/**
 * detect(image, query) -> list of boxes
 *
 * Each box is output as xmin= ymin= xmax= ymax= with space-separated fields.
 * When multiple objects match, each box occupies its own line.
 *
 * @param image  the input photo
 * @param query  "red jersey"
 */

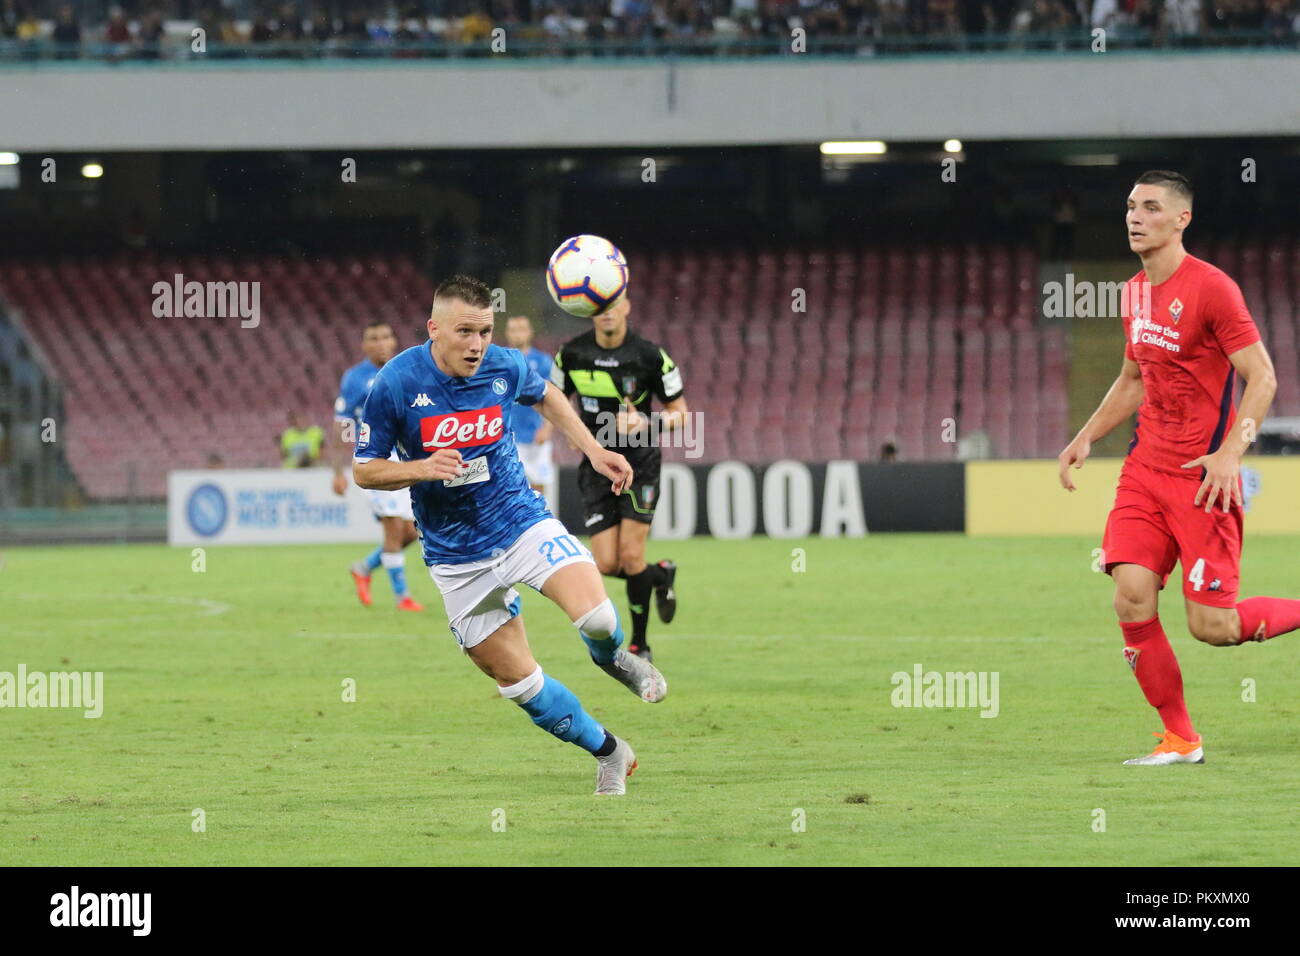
xmin=1121 ymin=254 xmax=1260 ymax=477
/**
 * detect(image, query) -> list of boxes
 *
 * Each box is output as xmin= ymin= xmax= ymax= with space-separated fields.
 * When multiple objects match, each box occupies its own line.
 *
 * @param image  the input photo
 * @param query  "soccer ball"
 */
xmin=545 ymin=234 xmax=629 ymax=317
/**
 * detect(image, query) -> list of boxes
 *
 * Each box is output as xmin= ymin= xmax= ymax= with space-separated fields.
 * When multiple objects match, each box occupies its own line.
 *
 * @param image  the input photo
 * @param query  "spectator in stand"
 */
xmin=136 ymin=9 xmax=164 ymax=59
xmin=310 ymin=9 xmax=335 ymax=43
xmin=1091 ymin=0 xmax=1126 ymax=31
xmin=52 ymin=3 xmax=81 ymax=59
xmin=731 ymin=0 xmax=760 ymax=29
xmin=460 ymin=3 xmax=495 ymax=43
xmin=277 ymin=4 xmax=306 ymax=41
xmin=759 ymin=0 xmax=793 ymax=40
xmin=394 ymin=11 xmax=426 ymax=46
xmin=368 ymin=12 xmax=395 ymax=44
xmin=15 ymin=2 xmax=41 ymax=50
xmin=926 ymin=0 xmax=964 ymax=42
xmin=0 ymin=2 xmax=15 ymax=42
xmin=620 ymin=0 xmax=654 ymax=38
xmin=1261 ymin=0 xmax=1292 ymax=39
xmin=340 ymin=9 xmax=369 ymax=47
xmin=795 ymin=0 xmax=821 ymax=33
xmin=280 ymin=413 xmax=324 ymax=468
xmin=841 ymin=0 xmax=871 ymax=33
xmin=542 ymin=4 xmax=571 ymax=39
xmin=877 ymin=0 xmax=908 ymax=34
xmin=103 ymin=6 xmax=132 ymax=60
xmin=1165 ymin=0 xmax=1206 ymax=43
xmin=585 ymin=2 xmax=610 ymax=43
xmin=250 ymin=14 xmax=275 ymax=44
xmin=1129 ymin=0 xmax=1159 ymax=43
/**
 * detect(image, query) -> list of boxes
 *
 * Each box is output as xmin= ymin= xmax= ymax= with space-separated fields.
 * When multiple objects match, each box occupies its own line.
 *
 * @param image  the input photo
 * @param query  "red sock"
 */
xmin=1236 ymin=597 xmax=1300 ymax=643
xmin=1121 ymin=616 xmax=1197 ymax=741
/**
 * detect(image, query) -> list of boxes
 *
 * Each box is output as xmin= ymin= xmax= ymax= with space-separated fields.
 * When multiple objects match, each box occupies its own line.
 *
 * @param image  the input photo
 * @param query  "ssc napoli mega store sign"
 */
xmin=168 ymin=469 xmax=383 ymax=545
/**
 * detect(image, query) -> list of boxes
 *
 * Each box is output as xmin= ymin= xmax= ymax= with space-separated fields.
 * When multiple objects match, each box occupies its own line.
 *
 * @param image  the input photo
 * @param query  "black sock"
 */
xmin=594 ymin=731 xmax=618 ymax=758
xmin=626 ymin=567 xmax=655 ymax=646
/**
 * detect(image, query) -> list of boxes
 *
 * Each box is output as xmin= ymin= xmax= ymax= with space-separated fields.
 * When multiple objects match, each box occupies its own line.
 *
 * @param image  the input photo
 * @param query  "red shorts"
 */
xmin=1102 ymin=458 xmax=1242 ymax=608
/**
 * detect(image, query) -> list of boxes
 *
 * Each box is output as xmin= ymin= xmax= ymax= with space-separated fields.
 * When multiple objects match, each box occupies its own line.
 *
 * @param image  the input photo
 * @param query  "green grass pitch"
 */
xmin=3 ymin=534 xmax=1299 ymax=866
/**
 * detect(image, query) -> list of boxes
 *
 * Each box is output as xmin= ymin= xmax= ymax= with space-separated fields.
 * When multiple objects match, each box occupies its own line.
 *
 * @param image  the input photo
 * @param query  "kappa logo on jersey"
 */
xmin=421 ymin=405 xmax=506 ymax=450
xmin=1168 ymin=297 xmax=1184 ymax=323
xmin=410 ymin=393 xmax=435 ymax=408
xmin=1123 ymin=646 xmax=1140 ymax=672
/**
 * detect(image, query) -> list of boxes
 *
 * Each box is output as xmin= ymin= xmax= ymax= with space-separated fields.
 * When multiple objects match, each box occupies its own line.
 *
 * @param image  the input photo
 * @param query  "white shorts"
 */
xmin=516 ymin=440 xmax=554 ymax=486
xmin=368 ymin=487 xmax=414 ymax=521
xmin=430 ymin=517 xmax=594 ymax=650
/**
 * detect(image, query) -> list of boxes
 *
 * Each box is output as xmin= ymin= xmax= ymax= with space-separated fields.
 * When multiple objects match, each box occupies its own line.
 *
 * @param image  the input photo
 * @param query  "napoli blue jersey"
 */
xmin=334 ymin=358 xmax=381 ymax=431
xmin=512 ymin=347 xmax=553 ymax=444
xmin=354 ymin=342 xmax=552 ymax=565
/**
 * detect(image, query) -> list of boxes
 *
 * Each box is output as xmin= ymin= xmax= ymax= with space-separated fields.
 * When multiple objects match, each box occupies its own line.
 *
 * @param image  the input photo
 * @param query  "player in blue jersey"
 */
xmin=503 ymin=315 xmax=554 ymax=496
xmin=329 ymin=320 xmax=424 ymax=612
xmin=353 ymin=275 xmax=667 ymax=795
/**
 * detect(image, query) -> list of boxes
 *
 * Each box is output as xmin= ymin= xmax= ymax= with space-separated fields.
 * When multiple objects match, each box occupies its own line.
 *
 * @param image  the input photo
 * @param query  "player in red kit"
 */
xmin=1058 ymin=170 xmax=1300 ymax=765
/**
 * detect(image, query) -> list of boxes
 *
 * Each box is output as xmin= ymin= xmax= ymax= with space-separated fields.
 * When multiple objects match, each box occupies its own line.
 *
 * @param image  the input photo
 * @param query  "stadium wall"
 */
xmin=6 ymin=53 xmax=1300 ymax=151
xmin=556 ymin=460 xmax=966 ymax=538
xmin=144 ymin=457 xmax=1300 ymax=546
xmin=965 ymin=459 xmax=1300 ymax=536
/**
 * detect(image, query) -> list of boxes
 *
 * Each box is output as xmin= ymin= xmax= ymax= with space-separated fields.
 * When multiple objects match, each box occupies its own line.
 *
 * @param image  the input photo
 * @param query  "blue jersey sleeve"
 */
xmin=515 ymin=349 xmax=548 ymax=407
xmin=354 ymin=368 xmax=400 ymax=462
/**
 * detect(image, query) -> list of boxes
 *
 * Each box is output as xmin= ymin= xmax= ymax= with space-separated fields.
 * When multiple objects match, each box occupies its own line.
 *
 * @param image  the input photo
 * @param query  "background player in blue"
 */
xmin=504 ymin=315 xmax=555 ymax=497
xmin=328 ymin=320 xmax=424 ymax=612
xmin=353 ymin=275 xmax=668 ymax=795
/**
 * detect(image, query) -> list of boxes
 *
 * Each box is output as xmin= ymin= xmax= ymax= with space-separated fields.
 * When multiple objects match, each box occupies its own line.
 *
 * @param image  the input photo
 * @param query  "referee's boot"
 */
xmin=653 ymin=559 xmax=677 ymax=624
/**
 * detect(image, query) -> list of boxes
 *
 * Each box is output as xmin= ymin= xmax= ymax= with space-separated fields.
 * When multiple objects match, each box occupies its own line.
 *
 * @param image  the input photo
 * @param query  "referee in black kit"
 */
xmin=552 ymin=293 xmax=690 ymax=661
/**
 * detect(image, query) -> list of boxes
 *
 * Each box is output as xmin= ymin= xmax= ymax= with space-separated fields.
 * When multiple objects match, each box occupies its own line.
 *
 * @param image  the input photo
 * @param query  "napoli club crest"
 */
xmin=492 ymin=377 xmax=508 ymax=395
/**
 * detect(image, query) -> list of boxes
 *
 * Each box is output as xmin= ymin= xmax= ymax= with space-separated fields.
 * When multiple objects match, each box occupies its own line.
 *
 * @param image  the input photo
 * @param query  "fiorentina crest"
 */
xmin=1123 ymin=646 xmax=1140 ymax=672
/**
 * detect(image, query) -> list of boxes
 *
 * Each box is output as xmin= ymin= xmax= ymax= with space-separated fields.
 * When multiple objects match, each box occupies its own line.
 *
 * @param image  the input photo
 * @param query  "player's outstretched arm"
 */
xmin=535 ymin=382 xmax=633 ymax=494
xmin=354 ymin=449 xmax=465 ymax=490
xmin=1058 ymin=357 xmax=1144 ymax=491
xmin=327 ymin=419 xmax=353 ymax=496
xmin=1181 ymin=342 xmax=1277 ymax=513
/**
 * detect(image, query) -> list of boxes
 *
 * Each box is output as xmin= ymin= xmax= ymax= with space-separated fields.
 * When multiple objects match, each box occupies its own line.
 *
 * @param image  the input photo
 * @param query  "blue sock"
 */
xmin=501 ymin=668 xmax=606 ymax=754
xmin=575 ymin=599 xmax=623 ymax=666
xmin=363 ymin=546 xmax=383 ymax=572
xmin=381 ymin=551 xmax=408 ymax=597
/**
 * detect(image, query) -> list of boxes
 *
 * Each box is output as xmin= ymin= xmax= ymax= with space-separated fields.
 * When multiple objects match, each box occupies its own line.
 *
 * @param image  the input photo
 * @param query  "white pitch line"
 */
xmin=8 ymin=593 xmax=234 ymax=626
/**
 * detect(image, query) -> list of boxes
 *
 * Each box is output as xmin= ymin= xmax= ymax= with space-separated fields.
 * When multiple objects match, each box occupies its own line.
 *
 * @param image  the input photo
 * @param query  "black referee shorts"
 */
xmin=577 ymin=452 xmax=661 ymax=536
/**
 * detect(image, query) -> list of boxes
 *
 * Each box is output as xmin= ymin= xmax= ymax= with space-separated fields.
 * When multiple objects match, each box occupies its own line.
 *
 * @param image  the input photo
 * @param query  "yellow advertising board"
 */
xmin=966 ymin=458 xmax=1300 ymax=536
